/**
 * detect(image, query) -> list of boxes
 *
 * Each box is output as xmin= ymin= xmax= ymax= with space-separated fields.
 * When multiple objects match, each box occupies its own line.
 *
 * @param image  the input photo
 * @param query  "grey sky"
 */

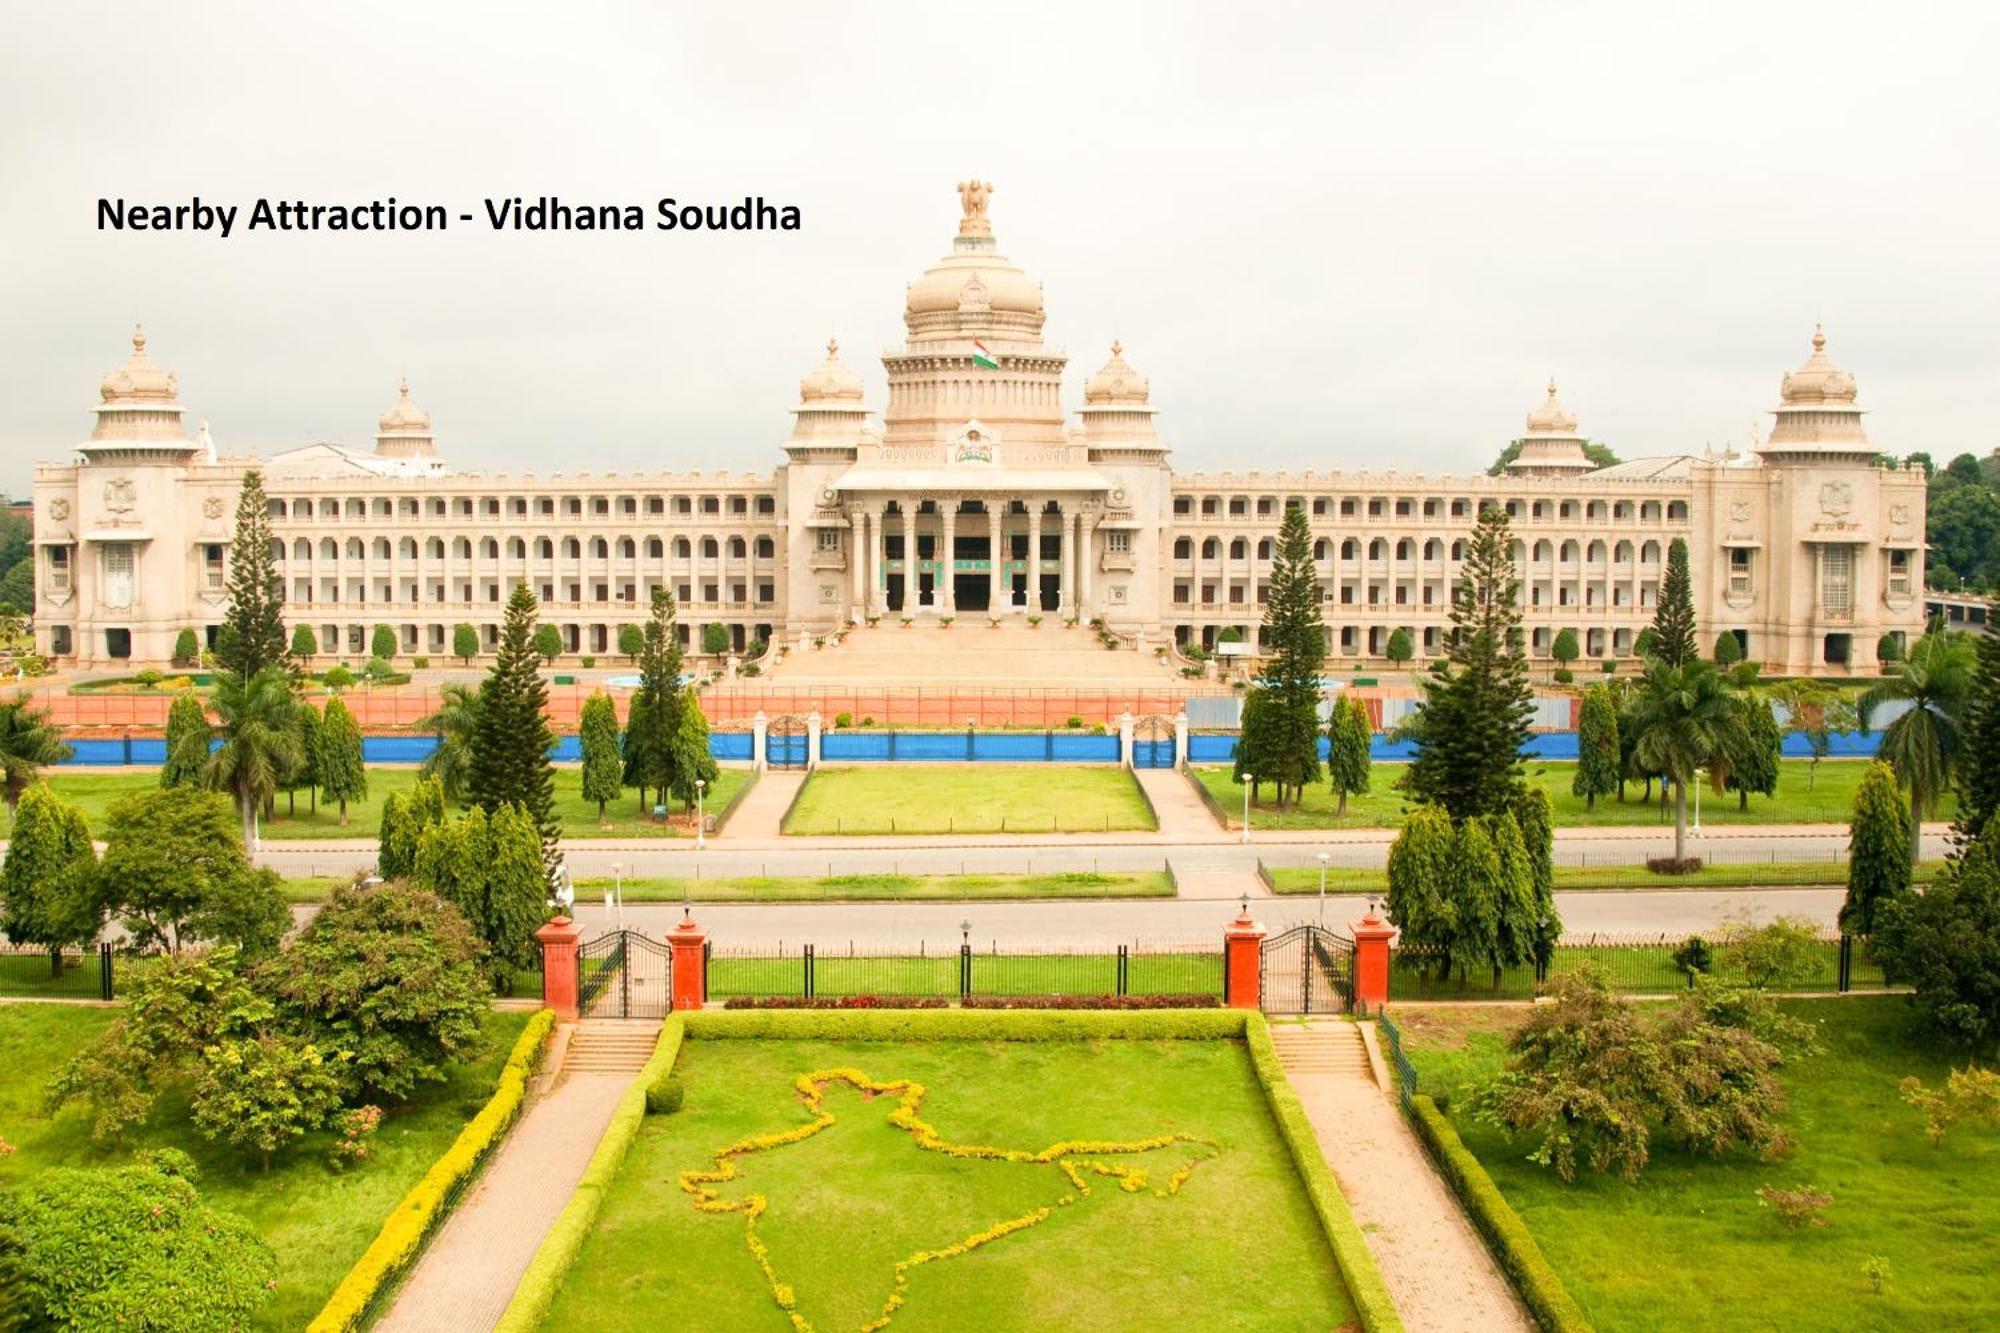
xmin=4 ymin=1 xmax=1995 ymax=496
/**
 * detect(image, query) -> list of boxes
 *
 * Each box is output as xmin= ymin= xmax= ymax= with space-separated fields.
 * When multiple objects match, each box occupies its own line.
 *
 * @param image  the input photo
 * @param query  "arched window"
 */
xmin=320 ymin=538 xmax=338 ymax=561
xmin=1450 ymin=540 xmax=1468 ymax=561
xmin=1228 ymin=538 xmax=1247 ymax=560
xmin=618 ymin=537 xmax=636 ymax=558
xmin=1200 ymin=537 xmax=1219 ymax=559
xmin=674 ymin=537 xmax=692 ymax=558
xmin=1641 ymin=540 xmax=1661 ymax=564
xmin=425 ymin=538 xmax=445 ymax=559
xmin=1341 ymin=538 xmax=1359 ymax=559
xmin=480 ymin=538 xmax=498 ymax=558
xmin=1614 ymin=540 xmax=1634 ymax=564
xmin=563 ymin=537 xmax=581 ymax=558
xmin=1667 ymin=500 xmax=1689 ymax=521
xmin=1311 ymin=538 xmax=1326 ymax=560
xmin=345 ymin=537 xmax=364 ymax=560
xmin=1533 ymin=539 xmax=1555 ymax=562
xmin=1394 ymin=538 xmax=1414 ymax=560
xmin=1255 ymin=538 xmax=1272 ymax=560
xmin=1586 ymin=540 xmax=1607 ymax=562
xmin=701 ymin=537 xmax=719 ymax=558
xmin=1641 ymin=501 xmax=1662 ymax=522
xmin=536 ymin=537 xmax=555 ymax=559
xmin=1559 ymin=540 xmax=1580 ymax=562
xmin=454 ymin=537 xmax=472 ymax=558
xmin=293 ymin=538 xmax=311 ymax=560
xmin=506 ymin=537 xmax=524 ymax=558
xmin=1422 ymin=538 xmax=1442 ymax=560
xmin=267 ymin=538 xmax=285 ymax=561
xmin=295 ymin=499 xmax=315 ymax=518
xmin=755 ymin=536 xmax=774 ymax=558
xmin=1367 ymin=538 xmax=1387 ymax=560
xmin=398 ymin=537 xmax=417 ymax=559
xmin=728 ymin=537 xmax=747 ymax=558
xmin=647 ymin=537 xmax=664 ymax=558
xmin=591 ymin=537 xmax=608 ymax=558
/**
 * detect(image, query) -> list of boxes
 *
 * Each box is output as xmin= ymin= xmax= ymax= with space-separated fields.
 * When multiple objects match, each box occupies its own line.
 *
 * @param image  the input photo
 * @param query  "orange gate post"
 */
xmin=1223 ymin=900 xmax=1266 ymax=1009
xmin=667 ymin=911 xmax=708 ymax=1010
xmin=535 ymin=916 xmax=584 ymax=1020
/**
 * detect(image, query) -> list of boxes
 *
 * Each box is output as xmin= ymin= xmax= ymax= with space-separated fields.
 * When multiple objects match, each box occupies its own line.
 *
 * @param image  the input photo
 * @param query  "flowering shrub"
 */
xmin=720 ymin=995 xmax=952 ymax=1010
xmin=678 ymin=1066 xmax=1215 ymax=1331
xmin=328 ymin=1105 xmax=383 ymax=1171
xmin=1757 ymin=1184 xmax=1832 ymax=1230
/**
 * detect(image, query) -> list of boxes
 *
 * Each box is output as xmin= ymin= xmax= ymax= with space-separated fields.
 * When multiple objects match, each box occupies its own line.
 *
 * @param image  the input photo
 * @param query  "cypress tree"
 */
xmin=377 ymin=792 xmax=414 ymax=880
xmin=579 ymin=691 xmax=623 ymax=828
xmin=1648 ymin=537 xmax=1698 ymax=668
xmin=1956 ymin=631 xmax=2000 ymax=842
xmin=290 ymin=622 xmax=318 ymax=661
xmin=1844 ymin=760 xmax=1912 ymax=936
xmin=1571 ymin=685 xmax=1620 ymax=810
xmin=160 ymin=693 xmax=211 ymax=789
xmin=216 ymin=470 xmax=288 ymax=679
xmin=1405 ymin=504 xmax=1534 ymax=820
xmin=1512 ymin=787 xmax=1561 ymax=969
xmin=669 ymin=687 xmax=721 ymax=816
xmin=290 ymin=699 xmax=322 ymax=814
xmin=1232 ymin=687 xmax=1275 ymax=807
xmin=317 ymin=695 xmax=367 ymax=825
xmin=1452 ymin=818 xmax=1504 ymax=985
xmin=1487 ymin=810 xmax=1539 ymax=979
xmin=1252 ymin=505 xmax=1326 ymax=806
xmin=484 ymin=804 xmax=549 ymax=969
xmin=1326 ymin=695 xmax=1372 ymax=815
xmin=1713 ymin=630 xmax=1743 ymax=666
xmin=467 ymin=584 xmax=557 ymax=857
xmin=1724 ymin=695 xmax=1782 ymax=811
xmin=409 ymin=774 xmax=447 ymax=832
xmin=1385 ymin=804 xmax=1458 ymax=981
xmin=632 ymin=587 xmax=684 ymax=816
xmin=621 ymin=689 xmax=657 ymax=814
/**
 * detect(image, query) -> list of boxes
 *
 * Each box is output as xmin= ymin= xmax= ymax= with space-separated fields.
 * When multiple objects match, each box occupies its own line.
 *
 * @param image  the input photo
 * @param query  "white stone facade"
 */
xmin=32 ymin=187 xmax=1926 ymax=675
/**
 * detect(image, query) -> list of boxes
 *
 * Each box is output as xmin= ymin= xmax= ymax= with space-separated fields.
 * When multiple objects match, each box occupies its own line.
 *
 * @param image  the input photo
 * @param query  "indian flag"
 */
xmin=970 ymin=339 xmax=999 ymax=370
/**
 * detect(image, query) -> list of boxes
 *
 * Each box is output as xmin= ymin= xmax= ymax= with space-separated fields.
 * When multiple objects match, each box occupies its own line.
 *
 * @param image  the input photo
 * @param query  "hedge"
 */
xmin=1407 ymin=1094 xmax=1592 ymax=1333
xmin=494 ymin=1017 xmax=685 ymax=1333
xmin=306 ymin=1008 xmax=556 ymax=1333
xmin=1243 ymin=1016 xmax=1405 ymax=1333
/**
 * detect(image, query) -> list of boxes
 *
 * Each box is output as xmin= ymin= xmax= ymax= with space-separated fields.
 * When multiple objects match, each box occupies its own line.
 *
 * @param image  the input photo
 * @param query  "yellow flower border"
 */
xmin=677 ymin=1066 xmax=1216 ymax=1332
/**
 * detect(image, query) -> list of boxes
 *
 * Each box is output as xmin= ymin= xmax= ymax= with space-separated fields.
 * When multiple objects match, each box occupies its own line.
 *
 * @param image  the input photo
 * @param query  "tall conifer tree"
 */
xmin=578 ymin=691 xmax=623 ymax=828
xmin=631 ymin=587 xmax=684 ymax=815
xmin=1844 ymin=760 xmax=1911 ymax=936
xmin=316 ymin=695 xmax=366 ymax=825
xmin=1956 ymin=630 xmax=2000 ymax=841
xmin=1571 ymin=685 xmax=1620 ymax=810
xmin=1241 ymin=505 xmax=1324 ymax=807
xmin=1648 ymin=537 xmax=1698 ymax=668
xmin=216 ymin=470 xmax=289 ymax=679
xmin=467 ymin=584 xmax=557 ymax=858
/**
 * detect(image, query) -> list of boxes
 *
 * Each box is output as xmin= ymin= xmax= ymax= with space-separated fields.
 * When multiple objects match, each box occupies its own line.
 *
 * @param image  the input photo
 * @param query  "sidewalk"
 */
xmin=720 ymin=769 xmax=805 ymax=839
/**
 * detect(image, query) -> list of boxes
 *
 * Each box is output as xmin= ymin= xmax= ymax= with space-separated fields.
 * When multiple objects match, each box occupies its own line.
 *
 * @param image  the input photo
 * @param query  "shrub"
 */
xmin=1864 ymin=1256 xmax=1893 ymax=1296
xmin=322 ymin=664 xmax=355 ymax=691
xmin=1647 ymin=855 xmax=1703 ymax=874
xmin=701 ymin=623 xmax=729 ymax=655
xmin=580 ymin=654 xmax=596 ymax=668
xmin=861 ymin=716 xmax=874 ymax=726
xmin=1757 ymin=1184 xmax=1832 ymax=1230
xmin=370 ymin=625 xmax=397 ymax=661
xmin=1898 ymin=1067 xmax=2000 ymax=1144
xmin=134 ymin=668 xmax=164 ymax=689
xmin=1552 ymin=667 xmax=1574 ymax=684
xmin=171 ymin=627 xmax=201 ymax=664
xmin=645 ymin=1073 xmax=685 ymax=1115
xmin=1602 ymin=658 xmax=1619 ymax=674
xmin=329 ymin=1104 xmax=384 ymax=1171
xmin=1718 ymin=914 xmax=1826 ymax=989
xmin=720 ymin=995 xmax=953 ymax=1010
xmin=961 ymin=994 xmax=1221 ymax=1010
xmin=412 ymin=655 xmax=430 ymax=669
xmin=1673 ymin=935 xmax=1713 ymax=977
xmin=834 ymin=711 xmax=852 ymax=728
xmin=1065 ymin=714 xmax=1084 ymax=729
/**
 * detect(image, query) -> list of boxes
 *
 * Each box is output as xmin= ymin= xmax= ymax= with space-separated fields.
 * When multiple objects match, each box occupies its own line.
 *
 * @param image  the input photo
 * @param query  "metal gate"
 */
xmin=767 ymin=714 xmax=809 ymax=769
xmin=1259 ymin=924 xmax=1356 ymax=1014
xmin=575 ymin=929 xmax=672 ymax=1018
xmin=1133 ymin=714 xmax=1177 ymax=768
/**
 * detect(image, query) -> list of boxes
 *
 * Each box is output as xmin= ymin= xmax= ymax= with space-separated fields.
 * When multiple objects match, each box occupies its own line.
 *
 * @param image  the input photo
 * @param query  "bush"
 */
xmin=1757 ymin=1184 xmax=1832 ymax=1230
xmin=322 ymin=664 xmax=356 ymax=691
xmin=1065 ymin=714 xmax=1084 ymax=729
xmin=134 ymin=668 xmax=164 ymax=689
xmin=834 ymin=711 xmax=852 ymax=728
xmin=645 ymin=1073 xmax=685 ymax=1115
xmin=1602 ymin=659 xmax=1619 ymax=674
xmin=580 ymin=655 xmax=596 ymax=668
xmin=370 ymin=625 xmax=397 ymax=662
xmin=172 ymin=628 xmax=201 ymax=665
xmin=1552 ymin=667 xmax=1574 ymax=684
xmin=720 ymin=995 xmax=953 ymax=1010
xmin=1673 ymin=935 xmax=1713 ymax=977
xmin=412 ymin=655 xmax=429 ymax=669
xmin=700 ymin=623 xmax=729 ymax=655
xmin=1898 ymin=1067 xmax=2000 ymax=1144
xmin=1647 ymin=855 xmax=1704 ymax=875
xmin=1718 ymin=914 xmax=1826 ymax=989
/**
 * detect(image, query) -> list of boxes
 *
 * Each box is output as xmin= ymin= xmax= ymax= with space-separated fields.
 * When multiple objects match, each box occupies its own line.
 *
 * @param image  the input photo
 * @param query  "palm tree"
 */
xmin=0 ymin=693 xmax=72 ymax=816
xmin=201 ymin=666 xmax=302 ymax=850
xmin=1859 ymin=628 xmax=1977 ymax=866
xmin=415 ymin=680 xmax=481 ymax=805
xmin=1624 ymin=658 xmax=1737 ymax=866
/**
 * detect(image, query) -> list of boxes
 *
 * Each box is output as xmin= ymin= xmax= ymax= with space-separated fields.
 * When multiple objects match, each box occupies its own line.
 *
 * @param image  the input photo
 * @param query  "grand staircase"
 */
xmin=760 ymin=618 xmax=1184 ymax=688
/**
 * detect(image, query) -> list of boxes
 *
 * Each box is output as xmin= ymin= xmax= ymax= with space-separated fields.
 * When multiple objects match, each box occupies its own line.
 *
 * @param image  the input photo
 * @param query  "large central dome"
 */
xmin=900 ymin=180 xmax=1047 ymax=346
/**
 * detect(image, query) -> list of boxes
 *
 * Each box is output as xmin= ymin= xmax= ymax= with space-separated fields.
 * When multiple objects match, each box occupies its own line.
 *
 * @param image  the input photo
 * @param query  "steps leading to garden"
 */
xmin=1269 ymin=1022 xmax=1372 ymax=1079
xmin=562 ymin=1019 xmax=661 ymax=1076
xmin=759 ymin=618 xmax=1184 ymax=688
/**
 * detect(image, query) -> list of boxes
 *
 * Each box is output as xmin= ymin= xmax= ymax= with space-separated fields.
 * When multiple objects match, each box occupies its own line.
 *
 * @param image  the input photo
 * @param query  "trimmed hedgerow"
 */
xmin=960 ymin=993 xmax=1221 ymax=1010
xmin=1243 ymin=1016 xmax=1405 ymax=1333
xmin=1407 ymin=1093 xmax=1593 ymax=1332
xmin=306 ymin=1008 xmax=555 ymax=1333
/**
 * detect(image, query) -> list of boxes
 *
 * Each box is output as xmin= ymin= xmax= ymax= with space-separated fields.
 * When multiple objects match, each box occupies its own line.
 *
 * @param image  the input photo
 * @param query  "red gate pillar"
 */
xmin=535 ymin=916 xmax=584 ymax=1021
xmin=1223 ymin=902 xmax=1266 ymax=1010
xmin=667 ymin=911 xmax=708 ymax=1011
xmin=1352 ymin=906 xmax=1397 ymax=1014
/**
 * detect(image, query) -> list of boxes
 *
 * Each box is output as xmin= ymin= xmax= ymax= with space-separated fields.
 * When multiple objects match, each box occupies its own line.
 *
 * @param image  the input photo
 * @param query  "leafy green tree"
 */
xmin=171 ymin=627 xmax=200 ymax=665
xmin=316 ymin=694 xmax=366 ymax=825
xmin=1955 ymin=631 xmax=2000 ymax=842
xmin=618 ymin=622 xmax=645 ymax=662
xmin=452 ymin=623 xmax=479 ymax=665
xmin=1405 ymin=505 xmax=1533 ymax=820
xmin=1877 ymin=633 xmax=1904 ymax=665
xmin=1714 ymin=631 xmax=1743 ymax=666
xmin=191 ymin=1031 xmax=347 ymax=1170
xmin=0 ymin=555 xmax=33 ymax=614
xmin=90 ymin=788 xmax=288 ymax=955
xmin=630 ymin=588 xmax=685 ymax=817
xmin=1241 ymin=505 xmax=1324 ymax=807
xmin=216 ymin=470 xmax=288 ymax=680
xmin=468 ymin=584 xmax=557 ymax=854
xmin=1572 ymin=685 xmax=1620 ymax=810
xmin=1722 ymin=695 xmax=1782 ymax=811
xmin=701 ymin=622 xmax=730 ymax=655
xmin=1718 ymin=914 xmax=1827 ymax=989
xmin=1844 ymin=761 xmax=1911 ymax=936
xmin=286 ymin=698 xmax=321 ymax=815
xmin=159 ymin=692 xmax=211 ymax=789
xmin=1551 ymin=628 xmax=1579 ymax=669
xmin=1385 ymin=805 xmax=1460 ymax=980
xmin=1513 ymin=788 xmax=1561 ymax=969
xmin=1768 ymin=678 xmax=1855 ymax=789
xmin=369 ymin=624 xmax=397 ymax=662
xmin=1648 ymin=538 xmax=1698 ymax=668
xmin=414 ymin=805 xmax=490 ymax=931
xmin=532 ymin=622 xmax=563 ymax=662
xmin=0 ymin=693 xmax=72 ymax=813
xmin=262 ymin=881 xmax=488 ymax=1102
xmin=1325 ymin=695 xmax=1372 ymax=814
xmin=621 ymin=688 xmax=660 ymax=814
xmin=1625 ymin=658 xmax=1736 ymax=865
xmin=1384 ymin=627 xmax=1414 ymax=666
xmin=416 ymin=680 xmax=481 ymax=806
xmin=578 ymin=690 xmax=623 ymax=827
xmin=0 ymin=784 xmax=99 ymax=966
xmin=668 ymin=687 xmax=720 ymax=816
xmin=199 ymin=666 xmax=301 ymax=849
xmin=1452 ymin=816 xmax=1506 ymax=984
xmin=376 ymin=793 xmax=414 ymax=880
xmin=290 ymin=622 xmax=318 ymax=660
xmin=3 ymin=1156 xmax=277 ymax=1329
xmin=1232 ymin=687 xmax=1278 ymax=807
xmin=483 ymin=803 xmax=550 ymax=970
xmin=1875 ymin=819 xmax=2000 ymax=1051
xmin=1860 ymin=628 xmax=1978 ymax=865
xmin=1926 ymin=484 xmax=2000 ymax=588
xmin=322 ymin=663 xmax=355 ymax=691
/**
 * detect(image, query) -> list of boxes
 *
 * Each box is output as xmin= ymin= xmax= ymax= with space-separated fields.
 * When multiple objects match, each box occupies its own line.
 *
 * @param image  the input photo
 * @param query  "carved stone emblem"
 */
xmin=202 ymin=496 xmax=225 ymax=520
xmin=1730 ymin=502 xmax=1750 ymax=523
xmin=954 ymin=429 xmax=993 ymax=464
xmin=1889 ymin=503 xmax=1911 ymax=527
xmin=48 ymin=498 xmax=70 ymax=521
xmin=1818 ymin=481 xmax=1852 ymax=518
xmin=103 ymin=477 xmax=137 ymax=514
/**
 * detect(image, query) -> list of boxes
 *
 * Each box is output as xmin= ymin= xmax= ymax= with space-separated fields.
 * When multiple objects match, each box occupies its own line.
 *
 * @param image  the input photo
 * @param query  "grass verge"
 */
xmin=779 ymin=764 xmax=1159 ymax=836
xmin=1265 ymin=860 xmax=1945 ymax=894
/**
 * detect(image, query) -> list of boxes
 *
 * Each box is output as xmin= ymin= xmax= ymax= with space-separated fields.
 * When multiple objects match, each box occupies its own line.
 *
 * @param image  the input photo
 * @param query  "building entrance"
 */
xmin=1038 ymin=574 xmax=1060 ymax=612
xmin=954 ymin=572 xmax=989 ymax=612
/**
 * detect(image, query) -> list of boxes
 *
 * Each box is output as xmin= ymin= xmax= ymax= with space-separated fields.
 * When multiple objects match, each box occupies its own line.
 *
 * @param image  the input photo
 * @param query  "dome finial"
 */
xmin=399 ymin=376 xmax=410 ymax=399
xmin=1111 ymin=339 xmax=1123 ymax=357
xmin=826 ymin=337 xmax=839 ymax=360
xmin=1811 ymin=322 xmax=1826 ymax=353
xmin=132 ymin=323 xmax=146 ymax=354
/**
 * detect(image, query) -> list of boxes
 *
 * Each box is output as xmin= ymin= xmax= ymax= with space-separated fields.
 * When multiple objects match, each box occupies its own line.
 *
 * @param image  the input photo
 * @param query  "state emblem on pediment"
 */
xmin=103 ymin=477 xmax=137 ymax=515
xmin=203 ymin=495 xmax=226 ymax=520
xmin=948 ymin=422 xmax=998 ymax=464
xmin=1818 ymin=481 xmax=1852 ymax=518
xmin=1889 ymin=503 xmax=1911 ymax=528
xmin=1730 ymin=502 xmax=1751 ymax=523
xmin=48 ymin=498 xmax=70 ymax=522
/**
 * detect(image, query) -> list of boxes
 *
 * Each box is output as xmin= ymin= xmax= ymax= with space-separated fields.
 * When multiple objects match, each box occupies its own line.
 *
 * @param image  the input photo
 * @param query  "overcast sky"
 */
xmin=4 ymin=1 xmax=1996 ymax=496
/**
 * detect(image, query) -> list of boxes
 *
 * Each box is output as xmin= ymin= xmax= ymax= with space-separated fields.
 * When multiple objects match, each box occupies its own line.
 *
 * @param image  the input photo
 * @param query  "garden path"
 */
xmin=1133 ymin=767 xmax=1222 ymax=840
xmin=1276 ymin=1022 xmax=1531 ymax=1333
xmin=721 ymin=769 xmax=804 ymax=839
xmin=374 ymin=1047 xmax=641 ymax=1333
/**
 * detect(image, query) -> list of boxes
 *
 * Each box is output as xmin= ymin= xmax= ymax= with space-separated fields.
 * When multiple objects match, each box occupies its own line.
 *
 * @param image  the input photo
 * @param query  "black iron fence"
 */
xmin=0 ymin=943 xmax=114 ymax=1001
xmin=703 ymin=939 xmax=1223 ymax=1002
xmin=1388 ymin=930 xmax=1886 ymax=1002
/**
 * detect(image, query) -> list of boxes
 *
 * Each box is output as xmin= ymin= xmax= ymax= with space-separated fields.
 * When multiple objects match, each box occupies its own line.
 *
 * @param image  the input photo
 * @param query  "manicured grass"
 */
xmin=705 ymin=949 xmax=1223 ymax=1000
xmin=1192 ymin=757 xmax=1954 ymax=830
xmin=541 ymin=1035 xmax=1354 ymax=1331
xmin=22 ymin=766 xmax=750 ymax=841
xmin=781 ymin=765 xmax=1158 ymax=836
xmin=0 ymin=1003 xmax=528 ymax=1331
xmin=1385 ymin=937 xmax=1887 ymax=1002
xmin=1397 ymin=997 xmax=2000 ymax=1331
xmin=278 ymin=871 xmax=1175 ymax=905
xmin=1265 ymin=860 xmax=1946 ymax=894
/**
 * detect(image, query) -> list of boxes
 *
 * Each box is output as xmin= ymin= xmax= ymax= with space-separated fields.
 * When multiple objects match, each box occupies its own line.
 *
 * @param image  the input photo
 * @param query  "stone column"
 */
xmin=849 ymin=509 xmax=866 ymax=621
xmin=752 ymin=709 xmax=768 ymax=771
xmin=1174 ymin=712 xmax=1189 ymax=769
xmin=1026 ymin=500 xmax=1043 ymax=613
xmin=666 ymin=911 xmax=708 ymax=1011
xmin=1055 ymin=502 xmax=1071 ymax=618
xmin=872 ymin=503 xmax=888 ymax=616
xmin=806 ymin=709 xmax=823 ymax=769
xmin=1079 ymin=513 xmax=1095 ymax=617
xmin=1351 ymin=906 xmax=1397 ymax=1015
xmin=989 ymin=501 xmax=1006 ymax=614
xmin=939 ymin=501 xmax=957 ymax=614
xmin=534 ymin=916 xmax=584 ymax=1021
xmin=1223 ymin=904 xmax=1266 ymax=1010
xmin=1118 ymin=710 xmax=1134 ymax=769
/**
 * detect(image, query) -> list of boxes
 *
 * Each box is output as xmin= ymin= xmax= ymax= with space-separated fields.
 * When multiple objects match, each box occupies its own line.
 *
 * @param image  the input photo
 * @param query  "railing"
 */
xmin=0 ymin=943 xmax=114 ymax=1001
xmin=1375 ymin=1009 xmax=1418 ymax=1110
xmin=1388 ymin=930 xmax=1883 ymax=1002
xmin=704 ymin=939 xmax=1223 ymax=1002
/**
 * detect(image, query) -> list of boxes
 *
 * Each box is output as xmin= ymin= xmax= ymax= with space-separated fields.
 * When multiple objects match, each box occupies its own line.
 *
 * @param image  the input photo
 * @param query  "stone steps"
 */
xmin=1270 ymin=1024 xmax=1372 ymax=1078
xmin=563 ymin=1020 xmax=660 ymax=1076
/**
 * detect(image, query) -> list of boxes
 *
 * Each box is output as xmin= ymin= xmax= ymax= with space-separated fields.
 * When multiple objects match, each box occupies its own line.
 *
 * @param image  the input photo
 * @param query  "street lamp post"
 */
xmin=1241 ymin=780 xmax=1251 ymax=845
xmin=695 ymin=778 xmax=708 ymax=851
xmin=611 ymin=861 xmax=624 ymax=931
xmin=1317 ymin=852 xmax=1330 ymax=924
xmin=1692 ymin=766 xmax=1705 ymax=837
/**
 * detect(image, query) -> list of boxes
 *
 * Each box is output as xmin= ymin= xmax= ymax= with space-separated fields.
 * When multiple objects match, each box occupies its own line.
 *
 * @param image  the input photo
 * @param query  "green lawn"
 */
xmin=1397 ymin=998 xmax=2000 ymax=1331
xmin=1265 ymin=860 xmax=1946 ymax=894
xmin=542 ymin=1035 xmax=1354 ymax=1331
xmin=576 ymin=870 xmax=1175 ymax=902
xmin=780 ymin=765 xmax=1158 ymax=836
xmin=0 ymin=1004 xmax=528 ymax=1330
xmin=21 ymin=766 xmax=750 ymax=841
xmin=1192 ymin=757 xmax=1950 ymax=831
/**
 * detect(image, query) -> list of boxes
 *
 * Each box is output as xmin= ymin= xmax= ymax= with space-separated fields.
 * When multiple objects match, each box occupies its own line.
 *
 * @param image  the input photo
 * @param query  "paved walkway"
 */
xmin=721 ymin=769 xmax=806 ymax=839
xmin=374 ymin=1068 xmax=635 ymax=1333
xmin=1276 ymin=1023 xmax=1531 ymax=1333
xmin=1133 ymin=767 xmax=1220 ymax=840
